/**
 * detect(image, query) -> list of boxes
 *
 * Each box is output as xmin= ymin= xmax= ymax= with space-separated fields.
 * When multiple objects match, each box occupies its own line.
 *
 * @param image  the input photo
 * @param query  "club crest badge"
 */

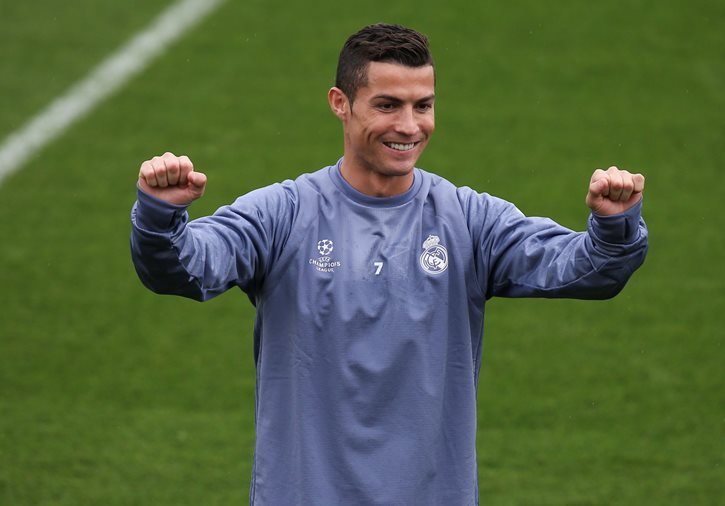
xmin=419 ymin=235 xmax=448 ymax=275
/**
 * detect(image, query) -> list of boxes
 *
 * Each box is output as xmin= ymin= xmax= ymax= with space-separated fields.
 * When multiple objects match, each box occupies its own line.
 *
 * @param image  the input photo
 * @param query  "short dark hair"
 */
xmin=335 ymin=23 xmax=434 ymax=103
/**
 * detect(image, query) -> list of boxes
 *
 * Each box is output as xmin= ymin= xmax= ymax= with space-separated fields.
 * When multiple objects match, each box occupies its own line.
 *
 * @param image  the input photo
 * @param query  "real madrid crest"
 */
xmin=419 ymin=234 xmax=448 ymax=275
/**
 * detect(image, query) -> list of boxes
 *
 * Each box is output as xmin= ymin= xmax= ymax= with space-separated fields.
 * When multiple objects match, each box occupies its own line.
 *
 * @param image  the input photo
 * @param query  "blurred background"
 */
xmin=1 ymin=0 xmax=722 ymax=504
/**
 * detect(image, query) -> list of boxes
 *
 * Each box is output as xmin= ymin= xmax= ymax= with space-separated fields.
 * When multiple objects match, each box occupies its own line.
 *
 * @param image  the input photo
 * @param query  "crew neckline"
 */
xmin=329 ymin=158 xmax=422 ymax=208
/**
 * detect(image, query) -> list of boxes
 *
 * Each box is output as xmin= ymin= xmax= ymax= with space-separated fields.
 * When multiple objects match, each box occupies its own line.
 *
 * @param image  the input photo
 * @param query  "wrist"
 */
xmin=134 ymin=184 xmax=189 ymax=230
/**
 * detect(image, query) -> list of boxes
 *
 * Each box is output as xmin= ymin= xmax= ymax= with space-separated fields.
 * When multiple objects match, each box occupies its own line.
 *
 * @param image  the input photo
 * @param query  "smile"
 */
xmin=384 ymin=142 xmax=417 ymax=152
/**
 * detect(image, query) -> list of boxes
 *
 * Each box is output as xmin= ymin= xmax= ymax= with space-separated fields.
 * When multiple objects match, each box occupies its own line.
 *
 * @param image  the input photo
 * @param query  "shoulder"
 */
xmin=227 ymin=164 xmax=336 ymax=212
xmin=291 ymin=164 xmax=337 ymax=194
xmin=416 ymin=167 xmax=515 ymax=220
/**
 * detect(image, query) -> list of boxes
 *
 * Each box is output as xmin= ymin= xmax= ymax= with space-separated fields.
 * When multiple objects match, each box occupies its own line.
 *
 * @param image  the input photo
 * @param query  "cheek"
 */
xmin=349 ymin=113 xmax=390 ymax=145
xmin=359 ymin=120 xmax=386 ymax=143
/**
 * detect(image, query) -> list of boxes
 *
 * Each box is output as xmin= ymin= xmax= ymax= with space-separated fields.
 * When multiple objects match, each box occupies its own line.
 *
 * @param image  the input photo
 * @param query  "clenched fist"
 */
xmin=586 ymin=166 xmax=645 ymax=216
xmin=137 ymin=152 xmax=207 ymax=205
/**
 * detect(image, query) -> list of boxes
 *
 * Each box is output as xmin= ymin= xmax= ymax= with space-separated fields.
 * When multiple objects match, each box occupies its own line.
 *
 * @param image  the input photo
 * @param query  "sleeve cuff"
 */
xmin=588 ymin=198 xmax=643 ymax=244
xmin=133 ymin=185 xmax=189 ymax=231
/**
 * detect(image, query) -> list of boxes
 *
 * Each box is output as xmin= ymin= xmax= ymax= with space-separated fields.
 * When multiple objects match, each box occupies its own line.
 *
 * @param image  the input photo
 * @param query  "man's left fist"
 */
xmin=586 ymin=166 xmax=645 ymax=216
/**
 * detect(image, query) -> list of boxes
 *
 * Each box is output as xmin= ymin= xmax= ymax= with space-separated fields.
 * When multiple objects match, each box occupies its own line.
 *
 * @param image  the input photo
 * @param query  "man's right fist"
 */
xmin=138 ymin=152 xmax=207 ymax=205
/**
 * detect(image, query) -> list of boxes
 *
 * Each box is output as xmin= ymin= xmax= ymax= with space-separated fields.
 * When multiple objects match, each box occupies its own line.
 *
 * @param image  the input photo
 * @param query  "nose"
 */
xmin=394 ymin=107 xmax=420 ymax=137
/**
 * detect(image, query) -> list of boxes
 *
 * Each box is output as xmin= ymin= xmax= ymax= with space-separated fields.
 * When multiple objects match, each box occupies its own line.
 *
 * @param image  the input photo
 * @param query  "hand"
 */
xmin=137 ymin=152 xmax=207 ymax=205
xmin=585 ymin=166 xmax=645 ymax=216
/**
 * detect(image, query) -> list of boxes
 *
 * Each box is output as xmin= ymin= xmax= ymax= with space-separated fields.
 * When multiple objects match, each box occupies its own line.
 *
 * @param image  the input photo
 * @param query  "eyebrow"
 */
xmin=371 ymin=94 xmax=436 ymax=103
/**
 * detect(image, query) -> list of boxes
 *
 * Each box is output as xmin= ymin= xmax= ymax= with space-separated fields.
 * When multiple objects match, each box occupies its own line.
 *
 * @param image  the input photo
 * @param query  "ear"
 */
xmin=328 ymin=87 xmax=350 ymax=121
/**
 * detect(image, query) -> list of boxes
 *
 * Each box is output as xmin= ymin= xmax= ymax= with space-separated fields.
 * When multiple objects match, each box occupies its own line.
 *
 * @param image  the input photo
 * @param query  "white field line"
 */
xmin=0 ymin=0 xmax=226 ymax=186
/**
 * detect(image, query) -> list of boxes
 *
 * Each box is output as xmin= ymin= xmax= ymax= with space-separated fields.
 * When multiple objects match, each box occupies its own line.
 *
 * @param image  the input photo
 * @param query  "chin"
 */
xmin=379 ymin=157 xmax=419 ymax=176
xmin=356 ymin=152 xmax=419 ymax=178
xmin=373 ymin=167 xmax=412 ymax=179
xmin=386 ymin=161 xmax=415 ymax=173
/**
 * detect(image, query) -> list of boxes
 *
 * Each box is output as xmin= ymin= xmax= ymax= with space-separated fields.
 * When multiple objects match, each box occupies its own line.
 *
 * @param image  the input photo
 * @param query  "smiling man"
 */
xmin=329 ymin=59 xmax=435 ymax=195
xmin=130 ymin=24 xmax=648 ymax=505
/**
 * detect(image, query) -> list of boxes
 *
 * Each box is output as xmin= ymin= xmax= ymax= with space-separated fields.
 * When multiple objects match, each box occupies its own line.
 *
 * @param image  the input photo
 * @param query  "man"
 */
xmin=131 ymin=23 xmax=647 ymax=506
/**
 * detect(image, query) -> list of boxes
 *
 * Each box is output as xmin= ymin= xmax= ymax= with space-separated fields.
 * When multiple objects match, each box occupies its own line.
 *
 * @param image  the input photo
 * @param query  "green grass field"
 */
xmin=1 ymin=0 xmax=723 ymax=504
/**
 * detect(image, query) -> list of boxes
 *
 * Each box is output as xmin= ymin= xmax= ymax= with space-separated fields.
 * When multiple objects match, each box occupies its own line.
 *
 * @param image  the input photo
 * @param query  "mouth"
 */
xmin=383 ymin=141 xmax=418 ymax=152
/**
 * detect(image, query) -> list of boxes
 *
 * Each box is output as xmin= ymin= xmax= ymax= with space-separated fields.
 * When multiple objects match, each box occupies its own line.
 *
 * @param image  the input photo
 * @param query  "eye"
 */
xmin=416 ymin=102 xmax=433 ymax=112
xmin=376 ymin=103 xmax=395 ymax=111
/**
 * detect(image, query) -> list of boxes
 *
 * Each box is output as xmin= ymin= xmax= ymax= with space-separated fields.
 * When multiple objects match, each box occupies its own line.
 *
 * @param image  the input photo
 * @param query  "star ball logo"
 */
xmin=317 ymin=239 xmax=334 ymax=256
xmin=419 ymin=235 xmax=448 ymax=274
xmin=310 ymin=238 xmax=341 ymax=273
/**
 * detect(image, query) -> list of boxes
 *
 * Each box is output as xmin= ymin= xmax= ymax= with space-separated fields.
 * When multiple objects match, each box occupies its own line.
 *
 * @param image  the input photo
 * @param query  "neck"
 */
xmin=339 ymin=159 xmax=415 ymax=198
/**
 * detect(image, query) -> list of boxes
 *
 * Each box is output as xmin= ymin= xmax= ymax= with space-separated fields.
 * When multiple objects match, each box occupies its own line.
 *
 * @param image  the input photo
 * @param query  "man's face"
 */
xmin=335 ymin=61 xmax=435 ymax=182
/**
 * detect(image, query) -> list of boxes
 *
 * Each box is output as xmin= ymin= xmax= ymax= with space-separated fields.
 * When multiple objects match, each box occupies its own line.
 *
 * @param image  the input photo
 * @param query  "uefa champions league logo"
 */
xmin=419 ymin=235 xmax=448 ymax=275
xmin=317 ymin=239 xmax=334 ymax=256
xmin=310 ymin=238 xmax=341 ymax=273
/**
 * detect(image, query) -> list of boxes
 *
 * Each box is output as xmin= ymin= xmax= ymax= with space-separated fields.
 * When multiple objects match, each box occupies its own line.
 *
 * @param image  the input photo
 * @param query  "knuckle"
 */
xmin=166 ymin=159 xmax=180 ymax=172
xmin=179 ymin=155 xmax=194 ymax=170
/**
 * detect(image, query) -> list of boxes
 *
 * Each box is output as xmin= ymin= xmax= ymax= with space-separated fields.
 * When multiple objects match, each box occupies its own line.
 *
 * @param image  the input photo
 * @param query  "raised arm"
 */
xmin=465 ymin=166 xmax=648 ymax=300
xmin=130 ymin=153 xmax=296 ymax=301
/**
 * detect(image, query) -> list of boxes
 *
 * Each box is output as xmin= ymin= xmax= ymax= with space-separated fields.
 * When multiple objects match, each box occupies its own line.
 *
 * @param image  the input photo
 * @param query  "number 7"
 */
xmin=374 ymin=261 xmax=384 ymax=275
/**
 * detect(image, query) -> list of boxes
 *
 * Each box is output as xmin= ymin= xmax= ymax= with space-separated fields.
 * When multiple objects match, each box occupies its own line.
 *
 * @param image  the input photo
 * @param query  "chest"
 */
xmin=273 ymin=203 xmax=476 ymax=316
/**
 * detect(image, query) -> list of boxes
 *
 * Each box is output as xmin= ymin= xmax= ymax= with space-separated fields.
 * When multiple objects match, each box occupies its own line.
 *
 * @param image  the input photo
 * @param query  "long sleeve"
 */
xmin=130 ymin=182 xmax=297 ymax=301
xmin=459 ymin=189 xmax=648 ymax=300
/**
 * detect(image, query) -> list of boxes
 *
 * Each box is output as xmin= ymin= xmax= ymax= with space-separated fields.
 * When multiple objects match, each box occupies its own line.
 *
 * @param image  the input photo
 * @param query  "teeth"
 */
xmin=385 ymin=142 xmax=416 ymax=151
